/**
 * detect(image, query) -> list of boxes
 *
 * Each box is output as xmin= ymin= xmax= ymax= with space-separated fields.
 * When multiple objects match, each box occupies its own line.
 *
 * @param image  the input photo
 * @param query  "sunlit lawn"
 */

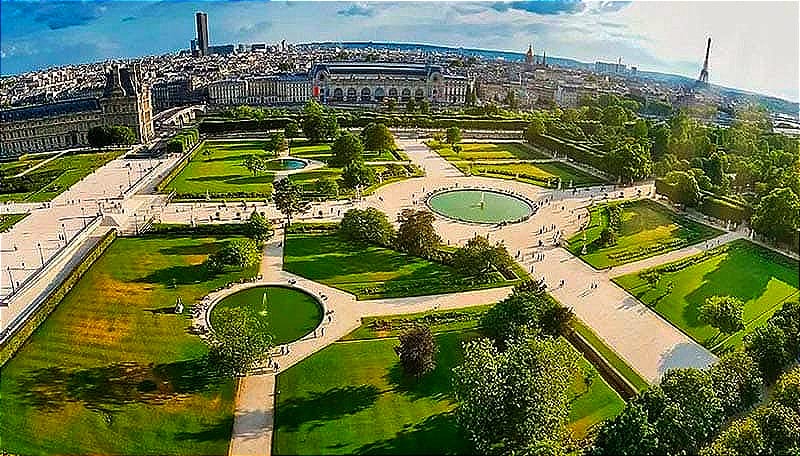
xmin=273 ymin=311 xmax=623 ymax=455
xmin=0 ymin=213 xmax=29 ymax=232
xmin=283 ymin=232 xmax=521 ymax=299
xmin=434 ymin=142 xmax=551 ymax=161
xmin=0 ymin=234 xmax=258 ymax=455
xmin=613 ymin=239 xmax=799 ymax=353
xmin=566 ymin=199 xmax=722 ymax=269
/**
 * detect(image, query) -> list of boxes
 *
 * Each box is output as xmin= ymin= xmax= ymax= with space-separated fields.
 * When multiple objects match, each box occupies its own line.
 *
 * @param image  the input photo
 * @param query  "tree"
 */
xmin=774 ymin=368 xmax=800 ymax=414
xmin=207 ymin=306 xmax=272 ymax=376
xmin=745 ymin=323 xmax=792 ymax=381
xmin=245 ymin=210 xmax=273 ymax=242
xmin=243 ymin=155 xmax=265 ymax=176
xmin=700 ymin=296 xmax=745 ymax=336
xmin=752 ymin=404 xmax=800 ymax=455
xmin=651 ymin=123 xmax=671 ymax=160
xmin=395 ymin=209 xmax=440 ymax=258
xmin=406 ymin=98 xmax=416 ymax=113
xmin=602 ymin=105 xmax=627 ymax=127
xmin=452 ymin=335 xmax=580 ymax=454
xmin=605 ymin=142 xmax=652 ymax=183
xmin=657 ymin=368 xmax=725 ymax=454
xmin=445 ymin=126 xmax=462 ymax=147
xmin=418 ymin=99 xmax=430 ymax=114
xmin=341 ymin=161 xmax=375 ymax=189
xmin=709 ymin=350 xmax=763 ymax=416
xmin=330 ymin=131 xmax=364 ymax=167
xmin=452 ymin=235 xmax=514 ymax=281
xmin=592 ymin=389 xmax=664 ymax=456
xmin=207 ymin=239 xmax=261 ymax=272
xmin=314 ymin=177 xmax=339 ymax=198
xmin=598 ymin=227 xmax=617 ymax=247
xmin=87 ymin=126 xmax=113 ymax=148
xmin=700 ymin=417 xmax=765 ymax=456
xmin=302 ymin=100 xmax=339 ymax=143
xmin=361 ymin=123 xmax=395 ymax=152
xmin=272 ymin=177 xmax=310 ymax=225
xmin=110 ymin=125 xmax=136 ymax=145
xmin=524 ymin=119 xmax=545 ymax=144
xmin=284 ymin=121 xmax=299 ymax=140
xmin=664 ymin=170 xmax=701 ymax=207
xmin=394 ymin=326 xmax=437 ymax=378
xmin=338 ymin=207 xmax=395 ymax=246
xmin=266 ymin=132 xmax=288 ymax=156
xmin=385 ymin=97 xmax=396 ymax=112
xmin=751 ymin=187 xmax=800 ymax=243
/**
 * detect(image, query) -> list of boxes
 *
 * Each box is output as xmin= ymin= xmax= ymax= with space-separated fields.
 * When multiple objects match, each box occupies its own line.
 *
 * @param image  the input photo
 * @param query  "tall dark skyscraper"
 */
xmin=195 ymin=11 xmax=209 ymax=57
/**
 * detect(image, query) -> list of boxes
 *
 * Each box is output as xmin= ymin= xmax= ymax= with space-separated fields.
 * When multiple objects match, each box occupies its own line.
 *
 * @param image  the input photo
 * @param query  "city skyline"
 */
xmin=1 ymin=1 xmax=798 ymax=102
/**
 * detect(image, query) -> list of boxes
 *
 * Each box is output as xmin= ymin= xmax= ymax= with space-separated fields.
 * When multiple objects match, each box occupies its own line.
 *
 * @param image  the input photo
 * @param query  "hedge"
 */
xmin=0 ymin=229 xmax=117 ymax=366
xmin=155 ymin=139 xmax=207 ymax=193
xmin=147 ymin=223 xmax=252 ymax=236
xmin=700 ymin=195 xmax=751 ymax=223
xmin=166 ymin=128 xmax=200 ymax=154
xmin=531 ymin=134 xmax=606 ymax=171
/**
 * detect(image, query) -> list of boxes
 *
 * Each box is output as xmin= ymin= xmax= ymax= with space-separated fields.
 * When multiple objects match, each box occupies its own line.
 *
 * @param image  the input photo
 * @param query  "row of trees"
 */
xmin=87 ymin=125 xmax=137 ymax=148
xmin=592 ymin=300 xmax=800 ymax=455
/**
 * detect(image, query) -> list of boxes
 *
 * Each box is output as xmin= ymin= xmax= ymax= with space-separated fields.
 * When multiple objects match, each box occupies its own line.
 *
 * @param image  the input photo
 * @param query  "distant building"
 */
xmin=555 ymin=84 xmax=580 ymax=108
xmin=595 ymin=60 xmax=626 ymax=75
xmin=195 ymin=12 xmax=209 ymax=56
xmin=310 ymin=62 xmax=468 ymax=105
xmin=207 ymin=74 xmax=311 ymax=106
xmin=151 ymin=77 xmax=202 ymax=112
xmin=1 ymin=65 xmax=154 ymax=157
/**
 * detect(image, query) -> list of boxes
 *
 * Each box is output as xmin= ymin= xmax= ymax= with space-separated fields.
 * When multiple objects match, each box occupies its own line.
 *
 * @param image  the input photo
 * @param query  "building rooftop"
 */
xmin=0 ymin=97 xmax=100 ymax=122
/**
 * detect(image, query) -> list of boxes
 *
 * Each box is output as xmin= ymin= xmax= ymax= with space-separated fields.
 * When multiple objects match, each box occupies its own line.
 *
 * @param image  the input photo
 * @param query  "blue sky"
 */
xmin=1 ymin=1 xmax=798 ymax=101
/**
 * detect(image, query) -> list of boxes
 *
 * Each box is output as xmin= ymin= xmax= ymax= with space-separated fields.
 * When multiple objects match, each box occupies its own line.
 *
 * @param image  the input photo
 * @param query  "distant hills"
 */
xmin=309 ymin=41 xmax=799 ymax=117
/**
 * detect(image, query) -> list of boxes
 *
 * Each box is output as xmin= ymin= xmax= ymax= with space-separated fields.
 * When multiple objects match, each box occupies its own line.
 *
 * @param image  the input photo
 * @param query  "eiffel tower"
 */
xmin=697 ymin=37 xmax=711 ymax=84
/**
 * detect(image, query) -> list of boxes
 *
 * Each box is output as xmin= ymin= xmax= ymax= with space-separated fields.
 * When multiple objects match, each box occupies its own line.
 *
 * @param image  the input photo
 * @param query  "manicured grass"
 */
xmin=0 ymin=150 xmax=124 ymax=202
xmin=164 ymin=140 xmax=275 ymax=198
xmin=571 ymin=318 xmax=650 ymax=392
xmin=534 ymin=161 xmax=606 ymax=187
xmin=566 ymin=199 xmax=723 ymax=269
xmin=273 ymin=315 xmax=624 ymax=454
xmin=613 ymin=239 xmax=799 ymax=353
xmin=210 ymin=285 xmax=323 ymax=345
xmin=0 ymin=234 xmax=259 ymax=454
xmin=0 ymin=213 xmax=28 ymax=232
xmin=283 ymin=232 xmax=522 ymax=299
xmin=432 ymin=142 xmax=551 ymax=161
xmin=342 ymin=305 xmax=493 ymax=340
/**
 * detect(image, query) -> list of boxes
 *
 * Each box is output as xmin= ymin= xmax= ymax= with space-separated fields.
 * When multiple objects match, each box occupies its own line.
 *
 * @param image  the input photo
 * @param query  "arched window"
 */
xmin=361 ymin=87 xmax=371 ymax=102
xmin=388 ymin=87 xmax=398 ymax=98
xmin=414 ymin=88 xmax=425 ymax=101
xmin=400 ymin=88 xmax=412 ymax=102
xmin=346 ymin=87 xmax=357 ymax=102
xmin=374 ymin=87 xmax=385 ymax=100
xmin=333 ymin=87 xmax=343 ymax=101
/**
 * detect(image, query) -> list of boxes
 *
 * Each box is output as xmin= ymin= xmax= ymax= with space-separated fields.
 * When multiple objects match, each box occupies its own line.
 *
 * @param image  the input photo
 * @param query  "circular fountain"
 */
xmin=426 ymin=188 xmax=535 ymax=224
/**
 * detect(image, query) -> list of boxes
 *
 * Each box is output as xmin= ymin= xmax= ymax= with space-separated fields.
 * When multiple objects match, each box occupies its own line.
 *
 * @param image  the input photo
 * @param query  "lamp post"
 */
xmin=37 ymin=242 xmax=44 ymax=266
xmin=81 ymin=207 xmax=87 ymax=228
xmin=61 ymin=223 xmax=67 ymax=243
xmin=7 ymin=266 xmax=15 ymax=293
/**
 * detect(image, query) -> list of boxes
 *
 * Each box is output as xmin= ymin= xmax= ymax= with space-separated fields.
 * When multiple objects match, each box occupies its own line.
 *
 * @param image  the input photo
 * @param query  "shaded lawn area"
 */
xmin=535 ymin=161 xmax=606 ymax=187
xmin=470 ymin=161 xmax=605 ymax=188
xmin=0 ymin=213 xmax=29 ymax=232
xmin=288 ymin=163 xmax=418 ymax=200
xmin=0 ymin=234 xmax=259 ymax=455
xmin=165 ymin=140 xmax=275 ymax=197
xmin=273 ymin=318 xmax=624 ymax=454
xmin=432 ymin=142 xmax=552 ymax=161
xmin=566 ymin=199 xmax=723 ymax=269
xmin=613 ymin=239 xmax=799 ymax=354
xmin=283 ymin=233 xmax=522 ymax=299
xmin=0 ymin=150 xmax=124 ymax=202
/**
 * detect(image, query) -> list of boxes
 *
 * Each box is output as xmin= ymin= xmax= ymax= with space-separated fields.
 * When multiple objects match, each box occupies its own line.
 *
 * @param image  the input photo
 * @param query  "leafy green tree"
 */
xmin=451 ymin=235 xmax=513 ymax=281
xmin=284 ymin=121 xmax=299 ymax=139
xmin=272 ymin=177 xmax=310 ymax=226
xmin=314 ymin=176 xmax=339 ymax=198
xmin=774 ymin=367 xmax=800 ymax=414
xmin=745 ymin=323 xmax=793 ymax=381
xmin=330 ymin=132 xmax=364 ymax=167
xmin=207 ymin=306 xmax=273 ymax=376
xmin=524 ymin=119 xmax=545 ymax=144
xmin=651 ymin=123 xmax=671 ymax=160
xmin=700 ymin=295 xmax=745 ymax=336
xmin=602 ymin=105 xmax=627 ymax=127
xmin=243 ymin=155 xmax=265 ymax=176
xmin=211 ymin=239 xmax=262 ymax=269
xmin=87 ymin=125 xmax=114 ymax=148
xmin=266 ymin=132 xmax=287 ymax=155
xmin=341 ymin=161 xmax=375 ymax=189
xmin=751 ymin=187 xmax=800 ymax=243
xmin=302 ymin=100 xmax=339 ymax=143
xmin=770 ymin=301 xmax=800 ymax=367
xmin=700 ymin=417 xmax=765 ymax=456
xmin=592 ymin=389 xmax=664 ymax=455
xmin=245 ymin=210 xmax=273 ymax=242
xmin=418 ymin=99 xmax=430 ymax=114
xmin=361 ymin=123 xmax=395 ymax=152
xmin=110 ymin=125 xmax=136 ymax=145
xmin=605 ymin=142 xmax=652 ymax=183
xmin=664 ymin=170 xmax=701 ymax=207
xmin=753 ymin=404 xmax=800 ymax=455
xmin=395 ymin=209 xmax=440 ymax=258
xmin=657 ymin=368 xmax=725 ymax=454
xmin=445 ymin=127 xmax=462 ymax=147
xmin=338 ymin=207 xmax=395 ymax=246
xmin=394 ymin=325 xmax=437 ymax=378
xmin=598 ymin=227 xmax=618 ymax=247
xmin=452 ymin=335 xmax=580 ymax=455
xmin=406 ymin=98 xmax=416 ymax=113
xmin=709 ymin=350 xmax=763 ymax=416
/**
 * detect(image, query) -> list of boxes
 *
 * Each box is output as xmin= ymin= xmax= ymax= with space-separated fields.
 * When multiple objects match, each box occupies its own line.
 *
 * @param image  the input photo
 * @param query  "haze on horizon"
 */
xmin=1 ymin=0 xmax=798 ymax=102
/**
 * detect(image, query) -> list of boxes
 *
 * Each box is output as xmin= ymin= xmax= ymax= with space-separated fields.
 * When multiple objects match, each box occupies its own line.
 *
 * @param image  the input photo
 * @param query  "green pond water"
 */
xmin=427 ymin=189 xmax=533 ymax=224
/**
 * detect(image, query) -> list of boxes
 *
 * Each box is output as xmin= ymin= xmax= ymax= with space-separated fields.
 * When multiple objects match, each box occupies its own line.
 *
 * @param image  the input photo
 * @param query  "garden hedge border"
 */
xmin=0 ymin=228 xmax=118 ymax=366
xmin=155 ymin=138 xmax=207 ymax=194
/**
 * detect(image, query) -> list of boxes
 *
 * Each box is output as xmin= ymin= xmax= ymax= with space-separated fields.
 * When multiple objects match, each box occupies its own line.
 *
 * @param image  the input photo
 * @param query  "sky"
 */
xmin=1 ymin=0 xmax=798 ymax=102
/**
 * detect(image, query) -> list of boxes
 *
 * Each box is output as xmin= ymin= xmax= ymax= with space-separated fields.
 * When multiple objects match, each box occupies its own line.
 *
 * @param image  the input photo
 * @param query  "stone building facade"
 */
xmin=1 ymin=65 xmax=154 ymax=158
xmin=311 ymin=62 xmax=468 ymax=105
xmin=207 ymin=74 xmax=311 ymax=106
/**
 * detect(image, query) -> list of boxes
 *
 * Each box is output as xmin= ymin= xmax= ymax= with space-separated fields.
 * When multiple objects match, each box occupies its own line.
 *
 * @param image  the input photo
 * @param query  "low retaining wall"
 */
xmin=566 ymin=330 xmax=639 ymax=399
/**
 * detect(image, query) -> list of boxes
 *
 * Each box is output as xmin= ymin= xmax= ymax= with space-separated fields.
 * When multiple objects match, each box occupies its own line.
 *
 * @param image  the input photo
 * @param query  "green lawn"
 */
xmin=431 ymin=142 xmax=552 ymax=161
xmin=164 ymin=140 xmax=275 ymax=199
xmin=566 ymin=199 xmax=723 ymax=269
xmin=534 ymin=161 xmax=606 ymax=187
xmin=0 ymin=150 xmax=124 ymax=202
xmin=283 ymin=232 xmax=524 ymax=299
xmin=0 ymin=234 xmax=259 ymax=454
xmin=273 ymin=312 xmax=624 ymax=454
xmin=613 ymin=239 xmax=799 ymax=353
xmin=210 ymin=285 xmax=323 ymax=345
xmin=0 ymin=213 xmax=29 ymax=232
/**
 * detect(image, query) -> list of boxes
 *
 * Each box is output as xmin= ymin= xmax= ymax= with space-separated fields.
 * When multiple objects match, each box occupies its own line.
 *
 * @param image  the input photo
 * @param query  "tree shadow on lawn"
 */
xmin=134 ymin=264 xmax=213 ymax=286
xmin=274 ymin=385 xmax=381 ymax=432
xmin=187 ymin=174 xmax=243 ymax=183
xmin=352 ymin=412 xmax=471 ymax=455
xmin=158 ymin=243 xmax=219 ymax=257
xmin=202 ymin=153 xmax=266 ymax=163
xmin=682 ymin=248 xmax=773 ymax=329
xmin=226 ymin=175 xmax=274 ymax=186
xmin=175 ymin=415 xmax=234 ymax=442
xmin=384 ymin=362 xmax=452 ymax=402
xmin=15 ymin=358 xmax=225 ymax=415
